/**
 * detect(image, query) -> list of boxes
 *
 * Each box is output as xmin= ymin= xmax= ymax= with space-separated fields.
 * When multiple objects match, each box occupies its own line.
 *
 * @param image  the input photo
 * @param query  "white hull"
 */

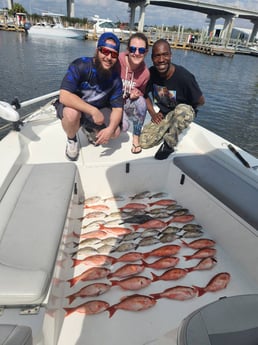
xmin=0 ymin=95 xmax=258 ymax=345
xmin=28 ymin=26 xmax=85 ymax=39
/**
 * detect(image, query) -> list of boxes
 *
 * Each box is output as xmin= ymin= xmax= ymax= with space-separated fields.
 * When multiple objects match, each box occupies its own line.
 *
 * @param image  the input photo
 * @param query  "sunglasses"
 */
xmin=98 ymin=46 xmax=119 ymax=59
xmin=129 ymin=46 xmax=147 ymax=54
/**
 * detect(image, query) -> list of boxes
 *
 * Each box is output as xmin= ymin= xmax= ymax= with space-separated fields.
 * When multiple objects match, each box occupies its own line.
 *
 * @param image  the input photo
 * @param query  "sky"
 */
xmin=3 ymin=0 xmax=258 ymax=29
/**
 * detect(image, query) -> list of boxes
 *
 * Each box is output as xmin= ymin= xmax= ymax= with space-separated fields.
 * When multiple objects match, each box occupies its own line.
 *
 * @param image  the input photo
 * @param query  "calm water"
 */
xmin=0 ymin=30 xmax=258 ymax=157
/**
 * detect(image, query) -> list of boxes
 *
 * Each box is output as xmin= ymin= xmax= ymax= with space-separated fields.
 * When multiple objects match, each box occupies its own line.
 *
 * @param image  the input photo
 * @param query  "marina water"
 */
xmin=0 ymin=30 xmax=257 ymax=157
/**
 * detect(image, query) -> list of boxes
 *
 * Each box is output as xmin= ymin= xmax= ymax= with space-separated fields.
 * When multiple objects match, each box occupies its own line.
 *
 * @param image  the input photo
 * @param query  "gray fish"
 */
xmin=130 ymin=191 xmax=151 ymax=200
xmin=121 ymin=232 xmax=142 ymax=242
xmin=148 ymin=207 xmax=170 ymax=215
xmin=161 ymin=226 xmax=180 ymax=235
xmin=152 ymin=212 xmax=172 ymax=219
xmin=104 ymin=195 xmax=125 ymax=202
xmin=104 ymin=219 xmax=123 ymax=227
xmin=75 ymin=237 xmax=101 ymax=248
xmin=83 ymin=211 xmax=107 ymax=219
xmin=181 ymin=224 xmax=203 ymax=231
xmin=159 ymin=233 xmax=179 ymax=243
xmin=72 ymin=246 xmax=99 ymax=257
xmin=108 ymin=211 xmax=128 ymax=219
xmin=122 ymin=209 xmax=147 ymax=216
xmin=137 ymin=236 xmax=160 ymax=248
xmin=112 ymin=242 xmax=136 ymax=252
xmin=97 ymin=244 xmax=116 ymax=254
xmin=84 ymin=196 xmax=102 ymax=205
xmin=100 ymin=237 xmax=119 ymax=246
xmin=166 ymin=204 xmax=182 ymax=211
xmin=149 ymin=192 xmax=168 ymax=199
xmin=171 ymin=208 xmax=189 ymax=217
xmin=141 ymin=229 xmax=160 ymax=238
xmin=119 ymin=214 xmax=154 ymax=225
xmin=181 ymin=231 xmax=203 ymax=238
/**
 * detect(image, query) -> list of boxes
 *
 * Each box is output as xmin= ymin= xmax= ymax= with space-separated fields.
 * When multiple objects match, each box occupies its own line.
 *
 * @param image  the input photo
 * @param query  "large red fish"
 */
xmin=98 ymin=224 xmax=132 ymax=236
xmin=64 ymin=300 xmax=110 ymax=316
xmin=108 ymin=294 xmax=156 ymax=317
xmin=68 ymin=267 xmax=111 ymax=287
xmin=151 ymin=268 xmax=188 ymax=282
xmin=132 ymin=219 xmax=167 ymax=231
xmin=66 ymin=283 xmax=111 ymax=304
xmin=143 ymin=244 xmax=181 ymax=258
xmin=142 ymin=256 xmax=180 ymax=270
xmin=184 ymin=247 xmax=217 ymax=261
xmin=119 ymin=203 xmax=148 ymax=210
xmin=107 ymin=263 xmax=145 ymax=279
xmin=83 ymin=204 xmax=110 ymax=211
xmin=166 ymin=214 xmax=195 ymax=225
xmin=110 ymin=276 xmax=152 ymax=290
xmin=116 ymin=252 xmax=145 ymax=262
xmin=148 ymin=199 xmax=177 ymax=207
xmin=186 ymin=257 xmax=217 ymax=273
xmin=193 ymin=272 xmax=231 ymax=296
xmin=71 ymin=254 xmax=117 ymax=267
xmin=181 ymin=238 xmax=216 ymax=249
xmin=150 ymin=285 xmax=198 ymax=300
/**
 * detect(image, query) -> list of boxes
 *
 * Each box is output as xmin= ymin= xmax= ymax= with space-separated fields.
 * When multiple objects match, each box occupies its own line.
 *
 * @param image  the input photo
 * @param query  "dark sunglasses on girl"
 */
xmin=98 ymin=46 xmax=119 ymax=59
xmin=129 ymin=46 xmax=147 ymax=54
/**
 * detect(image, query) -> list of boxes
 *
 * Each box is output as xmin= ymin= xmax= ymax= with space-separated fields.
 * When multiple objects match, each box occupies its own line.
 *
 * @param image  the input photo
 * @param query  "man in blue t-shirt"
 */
xmin=141 ymin=39 xmax=205 ymax=160
xmin=55 ymin=32 xmax=123 ymax=161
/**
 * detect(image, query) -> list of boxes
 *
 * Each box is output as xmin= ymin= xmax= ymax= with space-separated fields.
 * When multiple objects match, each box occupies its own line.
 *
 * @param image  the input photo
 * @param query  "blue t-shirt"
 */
xmin=60 ymin=57 xmax=123 ymax=109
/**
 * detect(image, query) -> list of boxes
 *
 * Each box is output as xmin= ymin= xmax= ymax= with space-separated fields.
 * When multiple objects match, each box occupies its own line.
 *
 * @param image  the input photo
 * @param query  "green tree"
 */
xmin=9 ymin=2 xmax=27 ymax=15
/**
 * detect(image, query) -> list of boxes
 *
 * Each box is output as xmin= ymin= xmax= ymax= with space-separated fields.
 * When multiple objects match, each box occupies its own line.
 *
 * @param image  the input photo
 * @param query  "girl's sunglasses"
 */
xmin=129 ymin=46 xmax=147 ymax=54
xmin=98 ymin=46 xmax=119 ymax=59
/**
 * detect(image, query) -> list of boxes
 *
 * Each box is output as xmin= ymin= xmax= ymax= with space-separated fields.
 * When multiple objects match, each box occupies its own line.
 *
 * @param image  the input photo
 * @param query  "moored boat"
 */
xmin=0 ymin=92 xmax=257 ymax=345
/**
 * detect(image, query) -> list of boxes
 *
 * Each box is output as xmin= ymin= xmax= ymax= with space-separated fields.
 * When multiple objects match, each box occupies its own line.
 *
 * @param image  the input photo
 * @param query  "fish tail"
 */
xmin=110 ymin=280 xmax=118 ymax=287
xmin=180 ymin=240 xmax=188 ymax=246
xmin=68 ymin=277 xmax=77 ymax=287
xmin=151 ymin=272 xmax=159 ymax=282
xmin=64 ymin=307 xmax=75 ymax=317
xmin=71 ymin=259 xmax=81 ymax=267
xmin=185 ymin=267 xmax=194 ymax=273
xmin=183 ymin=255 xmax=192 ymax=261
xmin=67 ymin=295 xmax=76 ymax=305
xmin=150 ymin=293 xmax=161 ymax=299
xmin=132 ymin=224 xmax=139 ymax=231
xmin=108 ymin=306 xmax=117 ymax=318
xmin=192 ymin=285 xmax=206 ymax=297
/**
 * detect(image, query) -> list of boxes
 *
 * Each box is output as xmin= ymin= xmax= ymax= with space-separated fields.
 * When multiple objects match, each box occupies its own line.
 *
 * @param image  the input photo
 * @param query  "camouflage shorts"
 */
xmin=140 ymin=104 xmax=195 ymax=149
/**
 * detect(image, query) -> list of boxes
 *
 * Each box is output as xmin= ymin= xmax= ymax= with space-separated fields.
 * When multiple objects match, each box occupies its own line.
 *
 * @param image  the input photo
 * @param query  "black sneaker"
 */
xmin=154 ymin=141 xmax=174 ymax=160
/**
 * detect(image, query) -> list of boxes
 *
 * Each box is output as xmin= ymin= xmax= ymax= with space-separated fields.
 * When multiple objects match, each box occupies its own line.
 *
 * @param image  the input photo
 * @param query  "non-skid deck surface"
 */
xmin=44 ymin=192 xmax=258 ymax=345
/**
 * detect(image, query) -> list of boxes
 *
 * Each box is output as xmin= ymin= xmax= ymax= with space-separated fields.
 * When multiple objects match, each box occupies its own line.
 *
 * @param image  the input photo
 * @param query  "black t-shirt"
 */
xmin=145 ymin=64 xmax=203 ymax=115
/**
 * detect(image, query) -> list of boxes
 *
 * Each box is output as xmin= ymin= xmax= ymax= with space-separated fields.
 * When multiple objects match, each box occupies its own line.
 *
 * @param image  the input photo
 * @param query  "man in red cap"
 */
xmin=55 ymin=32 xmax=123 ymax=161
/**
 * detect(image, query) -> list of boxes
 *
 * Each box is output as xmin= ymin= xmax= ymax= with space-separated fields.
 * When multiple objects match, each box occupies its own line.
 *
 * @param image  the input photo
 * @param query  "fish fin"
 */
xmin=67 ymin=295 xmax=76 ymax=305
xmin=71 ymin=259 xmax=81 ymax=267
xmin=150 ymin=293 xmax=161 ymax=299
xmin=192 ymin=285 xmax=205 ymax=297
xmin=132 ymin=224 xmax=138 ymax=231
xmin=108 ymin=306 xmax=117 ymax=318
xmin=151 ymin=272 xmax=159 ymax=282
xmin=64 ymin=307 xmax=75 ymax=317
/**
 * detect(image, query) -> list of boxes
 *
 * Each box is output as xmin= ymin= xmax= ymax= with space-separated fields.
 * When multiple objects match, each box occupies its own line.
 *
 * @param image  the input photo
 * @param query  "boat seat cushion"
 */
xmin=177 ymin=294 xmax=258 ymax=345
xmin=0 ymin=163 xmax=76 ymax=305
xmin=174 ymin=155 xmax=258 ymax=230
xmin=0 ymin=324 xmax=32 ymax=345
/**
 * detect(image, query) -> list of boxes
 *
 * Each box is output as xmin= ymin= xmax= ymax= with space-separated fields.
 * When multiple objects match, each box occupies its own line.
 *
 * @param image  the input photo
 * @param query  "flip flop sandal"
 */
xmin=131 ymin=144 xmax=142 ymax=154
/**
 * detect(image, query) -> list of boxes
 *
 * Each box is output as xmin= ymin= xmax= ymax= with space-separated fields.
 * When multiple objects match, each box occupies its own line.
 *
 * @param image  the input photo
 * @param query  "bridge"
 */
xmin=117 ymin=0 xmax=258 ymax=42
xmin=7 ymin=0 xmax=258 ymax=42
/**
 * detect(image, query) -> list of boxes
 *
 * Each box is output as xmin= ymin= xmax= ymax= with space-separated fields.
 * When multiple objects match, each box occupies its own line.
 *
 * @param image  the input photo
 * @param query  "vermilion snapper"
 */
xmin=186 ymin=257 xmax=217 ymax=273
xmin=151 ymin=268 xmax=188 ymax=282
xmin=181 ymin=238 xmax=216 ymax=249
xmin=184 ymin=247 xmax=217 ymax=261
xmin=64 ymin=300 xmax=110 ymax=317
xmin=150 ymin=285 xmax=198 ymax=301
xmin=143 ymin=244 xmax=181 ymax=258
xmin=68 ymin=267 xmax=111 ymax=287
xmin=108 ymin=294 xmax=156 ymax=317
xmin=110 ymin=276 xmax=152 ymax=290
xmin=107 ymin=263 xmax=145 ymax=279
xmin=71 ymin=254 xmax=117 ymax=267
xmin=142 ymin=256 xmax=180 ymax=270
xmin=66 ymin=283 xmax=111 ymax=304
xmin=193 ymin=272 xmax=231 ymax=297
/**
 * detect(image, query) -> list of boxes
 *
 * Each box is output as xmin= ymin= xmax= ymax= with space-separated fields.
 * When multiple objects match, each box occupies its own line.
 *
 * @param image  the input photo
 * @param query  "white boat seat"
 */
xmin=0 ymin=324 xmax=32 ymax=345
xmin=174 ymin=155 xmax=258 ymax=230
xmin=0 ymin=163 xmax=77 ymax=306
xmin=177 ymin=294 xmax=258 ymax=345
